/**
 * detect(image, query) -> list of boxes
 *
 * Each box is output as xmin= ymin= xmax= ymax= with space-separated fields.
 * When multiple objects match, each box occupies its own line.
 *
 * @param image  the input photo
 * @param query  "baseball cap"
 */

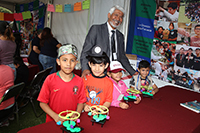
xmin=108 ymin=61 xmax=126 ymax=73
xmin=57 ymin=44 xmax=78 ymax=59
xmin=87 ymin=45 xmax=107 ymax=58
xmin=86 ymin=45 xmax=110 ymax=64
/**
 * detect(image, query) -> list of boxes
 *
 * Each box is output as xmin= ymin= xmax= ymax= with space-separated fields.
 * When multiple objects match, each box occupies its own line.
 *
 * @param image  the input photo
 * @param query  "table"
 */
xmin=18 ymin=86 xmax=200 ymax=133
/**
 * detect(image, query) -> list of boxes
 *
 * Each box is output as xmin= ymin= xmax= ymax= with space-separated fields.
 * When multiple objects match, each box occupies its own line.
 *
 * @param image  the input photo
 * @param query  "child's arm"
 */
xmin=151 ymin=84 xmax=159 ymax=95
xmin=103 ymin=102 xmax=111 ymax=108
xmin=40 ymin=102 xmax=65 ymax=124
xmin=76 ymin=103 xmax=84 ymax=114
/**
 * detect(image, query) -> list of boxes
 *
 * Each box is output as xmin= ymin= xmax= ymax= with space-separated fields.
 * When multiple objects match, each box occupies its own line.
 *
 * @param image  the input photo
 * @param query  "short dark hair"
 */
xmin=194 ymin=24 xmax=200 ymax=29
xmin=138 ymin=60 xmax=150 ymax=69
xmin=157 ymin=26 xmax=164 ymax=31
xmin=188 ymin=48 xmax=193 ymax=51
xmin=87 ymin=52 xmax=109 ymax=65
xmin=14 ymin=56 xmax=24 ymax=66
xmin=167 ymin=2 xmax=177 ymax=10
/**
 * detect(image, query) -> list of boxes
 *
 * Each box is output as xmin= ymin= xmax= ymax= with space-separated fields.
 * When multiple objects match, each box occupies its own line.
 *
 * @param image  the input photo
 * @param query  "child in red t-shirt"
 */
xmin=83 ymin=46 xmax=113 ymax=112
xmin=37 ymin=44 xmax=86 ymax=124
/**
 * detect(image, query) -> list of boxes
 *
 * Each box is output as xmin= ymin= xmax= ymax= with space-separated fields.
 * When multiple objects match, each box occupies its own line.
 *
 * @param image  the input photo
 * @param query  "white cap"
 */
xmin=108 ymin=61 xmax=126 ymax=73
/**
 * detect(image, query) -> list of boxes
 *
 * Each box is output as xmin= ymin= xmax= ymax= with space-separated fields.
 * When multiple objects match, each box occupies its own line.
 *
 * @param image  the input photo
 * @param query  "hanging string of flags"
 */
xmin=0 ymin=0 xmax=45 ymax=21
xmin=47 ymin=0 xmax=90 ymax=13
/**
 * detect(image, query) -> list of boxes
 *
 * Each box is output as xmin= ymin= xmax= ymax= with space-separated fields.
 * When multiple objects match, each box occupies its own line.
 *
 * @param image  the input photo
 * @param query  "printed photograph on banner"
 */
xmin=150 ymin=38 xmax=176 ymax=83
xmin=190 ymin=23 xmax=200 ymax=47
xmin=154 ymin=21 xmax=178 ymax=41
xmin=183 ymin=1 xmax=200 ymax=23
xmin=178 ymin=0 xmax=200 ymax=23
xmin=155 ymin=0 xmax=180 ymax=22
xmin=177 ymin=22 xmax=191 ymax=45
xmin=174 ymin=44 xmax=200 ymax=91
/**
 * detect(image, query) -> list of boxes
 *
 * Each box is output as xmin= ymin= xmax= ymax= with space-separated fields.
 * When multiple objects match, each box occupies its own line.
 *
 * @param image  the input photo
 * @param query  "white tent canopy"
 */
xmin=0 ymin=0 xmax=131 ymax=59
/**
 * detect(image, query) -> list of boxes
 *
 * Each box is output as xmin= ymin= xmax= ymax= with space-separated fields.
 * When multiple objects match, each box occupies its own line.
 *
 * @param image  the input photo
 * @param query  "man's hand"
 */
xmin=81 ymin=69 xmax=90 ymax=80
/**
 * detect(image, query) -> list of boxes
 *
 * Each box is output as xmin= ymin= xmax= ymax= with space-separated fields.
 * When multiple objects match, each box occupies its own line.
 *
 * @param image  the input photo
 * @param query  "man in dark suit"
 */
xmin=80 ymin=5 xmax=137 ymax=78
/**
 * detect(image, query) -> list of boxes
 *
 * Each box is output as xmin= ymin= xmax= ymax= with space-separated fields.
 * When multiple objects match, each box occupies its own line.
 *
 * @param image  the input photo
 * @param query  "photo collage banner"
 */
xmin=151 ymin=0 xmax=200 ymax=92
xmin=127 ymin=0 xmax=200 ymax=92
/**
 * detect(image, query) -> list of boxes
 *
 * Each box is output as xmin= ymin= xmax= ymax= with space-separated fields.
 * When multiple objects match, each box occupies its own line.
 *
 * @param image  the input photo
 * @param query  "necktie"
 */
xmin=111 ymin=30 xmax=116 ymax=60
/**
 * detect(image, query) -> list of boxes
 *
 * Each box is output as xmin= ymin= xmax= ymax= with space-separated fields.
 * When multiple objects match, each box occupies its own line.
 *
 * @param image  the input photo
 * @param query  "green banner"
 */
xmin=132 ymin=35 xmax=153 ymax=58
xmin=136 ymin=0 xmax=156 ymax=19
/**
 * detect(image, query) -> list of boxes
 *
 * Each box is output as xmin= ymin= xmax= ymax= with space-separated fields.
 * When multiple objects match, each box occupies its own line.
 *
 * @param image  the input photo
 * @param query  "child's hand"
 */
xmin=84 ymin=104 xmax=91 ymax=112
xmin=119 ymin=102 xmax=129 ymax=109
xmin=151 ymin=90 xmax=156 ymax=95
xmin=54 ymin=114 xmax=65 ymax=125
xmin=134 ymin=97 xmax=141 ymax=104
xmin=70 ymin=113 xmax=79 ymax=122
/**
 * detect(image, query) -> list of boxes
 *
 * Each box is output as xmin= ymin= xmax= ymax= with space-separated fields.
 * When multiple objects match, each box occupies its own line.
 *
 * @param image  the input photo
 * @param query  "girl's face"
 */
xmin=169 ymin=24 xmax=174 ymax=30
xmin=158 ymin=28 xmax=163 ymax=33
xmin=110 ymin=71 xmax=123 ymax=83
xmin=138 ymin=67 xmax=150 ymax=79
xmin=89 ymin=62 xmax=108 ymax=77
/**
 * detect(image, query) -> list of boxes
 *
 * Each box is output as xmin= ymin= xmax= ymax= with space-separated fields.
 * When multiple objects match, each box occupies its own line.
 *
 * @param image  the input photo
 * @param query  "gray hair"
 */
xmin=109 ymin=5 xmax=125 ymax=17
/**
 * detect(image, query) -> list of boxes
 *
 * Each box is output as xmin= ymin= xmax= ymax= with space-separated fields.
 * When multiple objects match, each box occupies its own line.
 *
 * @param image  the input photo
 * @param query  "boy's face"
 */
xmin=168 ymin=7 xmax=176 ymax=15
xmin=196 ymin=49 xmax=200 ymax=55
xmin=138 ymin=67 xmax=150 ymax=79
xmin=194 ymin=26 xmax=200 ymax=35
xmin=188 ymin=50 xmax=192 ymax=54
xmin=180 ymin=48 xmax=184 ymax=54
xmin=89 ymin=62 xmax=108 ymax=77
xmin=110 ymin=71 xmax=123 ymax=83
xmin=56 ymin=54 xmax=77 ymax=75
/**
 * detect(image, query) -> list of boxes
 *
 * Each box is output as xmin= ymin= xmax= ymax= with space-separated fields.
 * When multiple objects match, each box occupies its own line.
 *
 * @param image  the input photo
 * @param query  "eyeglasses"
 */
xmin=195 ymin=28 xmax=200 ymax=30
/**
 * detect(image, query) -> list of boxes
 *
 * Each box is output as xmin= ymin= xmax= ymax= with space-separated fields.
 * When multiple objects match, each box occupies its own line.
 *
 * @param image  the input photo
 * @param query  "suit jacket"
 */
xmin=80 ymin=23 xmax=136 ymax=75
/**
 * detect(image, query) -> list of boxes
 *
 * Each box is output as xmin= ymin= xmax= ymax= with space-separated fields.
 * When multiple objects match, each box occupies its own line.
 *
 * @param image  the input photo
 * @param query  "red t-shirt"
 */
xmin=37 ymin=73 xmax=86 ymax=122
xmin=83 ymin=74 xmax=113 ymax=106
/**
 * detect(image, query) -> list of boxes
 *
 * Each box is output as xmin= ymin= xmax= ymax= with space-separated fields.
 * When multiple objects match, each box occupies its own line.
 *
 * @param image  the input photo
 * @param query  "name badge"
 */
xmin=113 ymin=53 xmax=117 ymax=60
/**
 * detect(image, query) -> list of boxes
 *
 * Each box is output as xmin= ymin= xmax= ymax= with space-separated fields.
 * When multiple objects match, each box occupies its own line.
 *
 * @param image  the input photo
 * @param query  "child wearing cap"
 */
xmin=37 ymin=44 xmax=86 ymax=124
xmin=108 ymin=61 xmax=141 ymax=109
xmin=130 ymin=60 xmax=159 ymax=96
xmin=83 ymin=46 xmax=113 ymax=112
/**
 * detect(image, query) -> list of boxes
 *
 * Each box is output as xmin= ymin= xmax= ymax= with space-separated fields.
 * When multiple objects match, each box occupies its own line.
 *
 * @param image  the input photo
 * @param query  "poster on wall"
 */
xmin=151 ymin=0 xmax=200 ymax=92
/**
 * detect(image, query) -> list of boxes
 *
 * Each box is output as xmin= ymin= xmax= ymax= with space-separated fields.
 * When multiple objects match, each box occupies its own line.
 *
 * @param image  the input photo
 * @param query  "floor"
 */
xmin=0 ymin=99 xmax=46 ymax=133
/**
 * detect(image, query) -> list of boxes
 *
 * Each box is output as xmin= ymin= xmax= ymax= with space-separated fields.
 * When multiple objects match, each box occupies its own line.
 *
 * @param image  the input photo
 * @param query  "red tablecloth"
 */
xmin=18 ymin=86 xmax=200 ymax=133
